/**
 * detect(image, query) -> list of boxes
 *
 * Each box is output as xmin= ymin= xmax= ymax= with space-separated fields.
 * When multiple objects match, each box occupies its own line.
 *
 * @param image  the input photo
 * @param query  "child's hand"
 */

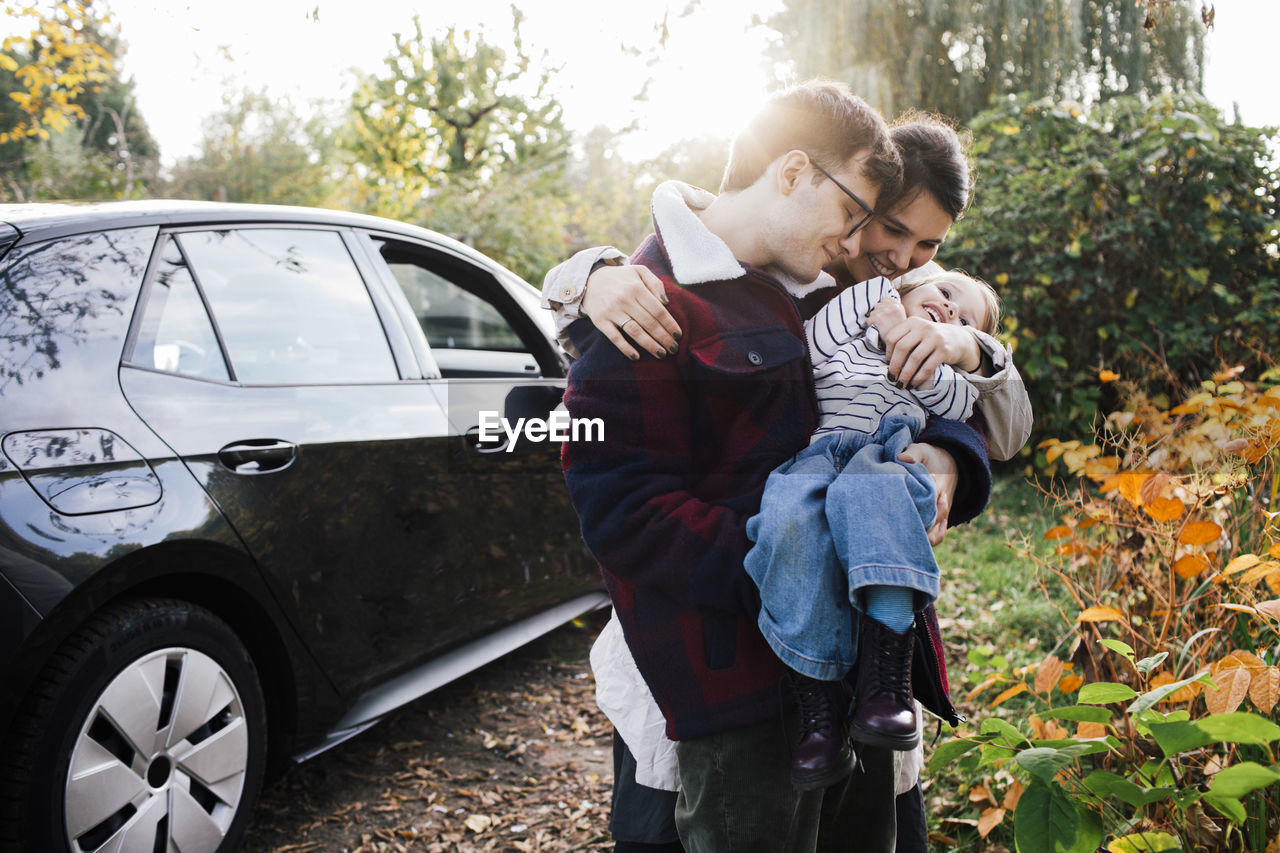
xmin=868 ymin=297 xmax=907 ymax=334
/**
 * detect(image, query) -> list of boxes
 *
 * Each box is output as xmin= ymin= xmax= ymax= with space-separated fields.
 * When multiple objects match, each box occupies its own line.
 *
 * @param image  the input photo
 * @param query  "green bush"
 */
xmin=948 ymin=94 xmax=1280 ymax=445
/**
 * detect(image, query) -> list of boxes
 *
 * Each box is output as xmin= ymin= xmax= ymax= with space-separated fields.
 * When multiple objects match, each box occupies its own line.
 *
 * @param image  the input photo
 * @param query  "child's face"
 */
xmin=900 ymin=279 xmax=987 ymax=330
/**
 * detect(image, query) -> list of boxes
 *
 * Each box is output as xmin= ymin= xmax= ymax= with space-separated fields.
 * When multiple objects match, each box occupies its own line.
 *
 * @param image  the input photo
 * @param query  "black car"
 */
xmin=0 ymin=202 xmax=605 ymax=853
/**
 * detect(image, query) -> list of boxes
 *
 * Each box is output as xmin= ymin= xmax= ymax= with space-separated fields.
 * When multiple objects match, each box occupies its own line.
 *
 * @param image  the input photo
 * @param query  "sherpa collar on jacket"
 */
xmin=649 ymin=180 xmax=839 ymax=301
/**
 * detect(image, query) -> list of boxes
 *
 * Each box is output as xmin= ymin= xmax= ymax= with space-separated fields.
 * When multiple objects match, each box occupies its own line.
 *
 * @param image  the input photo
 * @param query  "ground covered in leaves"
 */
xmin=242 ymin=613 xmax=616 ymax=853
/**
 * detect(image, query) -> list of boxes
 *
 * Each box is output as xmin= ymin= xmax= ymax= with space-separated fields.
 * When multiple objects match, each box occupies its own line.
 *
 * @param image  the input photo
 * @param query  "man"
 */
xmin=561 ymin=81 xmax=990 ymax=852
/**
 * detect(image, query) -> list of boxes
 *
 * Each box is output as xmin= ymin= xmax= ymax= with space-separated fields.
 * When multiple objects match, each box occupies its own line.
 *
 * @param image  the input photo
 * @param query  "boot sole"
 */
xmin=848 ymin=723 xmax=920 ymax=752
xmin=790 ymin=745 xmax=856 ymax=791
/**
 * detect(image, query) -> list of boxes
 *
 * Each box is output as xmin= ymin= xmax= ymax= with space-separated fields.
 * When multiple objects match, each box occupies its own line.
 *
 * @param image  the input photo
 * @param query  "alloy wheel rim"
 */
xmin=63 ymin=647 xmax=249 ymax=853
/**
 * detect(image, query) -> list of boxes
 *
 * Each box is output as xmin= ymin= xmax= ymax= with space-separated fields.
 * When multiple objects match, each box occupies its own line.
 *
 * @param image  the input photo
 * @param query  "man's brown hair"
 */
xmin=719 ymin=80 xmax=901 ymax=200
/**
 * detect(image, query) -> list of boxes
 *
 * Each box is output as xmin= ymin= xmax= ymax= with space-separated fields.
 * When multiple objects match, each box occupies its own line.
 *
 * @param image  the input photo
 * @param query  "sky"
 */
xmin=64 ymin=0 xmax=1280 ymax=166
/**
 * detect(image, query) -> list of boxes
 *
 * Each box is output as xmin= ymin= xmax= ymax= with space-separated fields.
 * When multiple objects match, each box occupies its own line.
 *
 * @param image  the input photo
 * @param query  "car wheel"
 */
xmin=0 ymin=598 xmax=267 ymax=853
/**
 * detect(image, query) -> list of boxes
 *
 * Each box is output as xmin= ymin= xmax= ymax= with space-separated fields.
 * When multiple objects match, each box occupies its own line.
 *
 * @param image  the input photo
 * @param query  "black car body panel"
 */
xmin=0 ymin=201 xmax=601 ymax=766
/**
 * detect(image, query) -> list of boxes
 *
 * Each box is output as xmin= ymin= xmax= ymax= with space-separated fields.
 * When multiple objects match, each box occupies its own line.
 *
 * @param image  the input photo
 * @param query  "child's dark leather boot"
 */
xmin=849 ymin=618 xmax=920 ymax=751
xmin=789 ymin=673 xmax=854 ymax=790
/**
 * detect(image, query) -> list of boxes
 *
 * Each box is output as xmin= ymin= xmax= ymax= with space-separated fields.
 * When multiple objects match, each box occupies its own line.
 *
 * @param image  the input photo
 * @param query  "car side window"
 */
xmin=375 ymin=239 xmax=541 ymax=378
xmin=177 ymin=228 xmax=398 ymax=385
xmin=128 ymin=237 xmax=231 ymax=381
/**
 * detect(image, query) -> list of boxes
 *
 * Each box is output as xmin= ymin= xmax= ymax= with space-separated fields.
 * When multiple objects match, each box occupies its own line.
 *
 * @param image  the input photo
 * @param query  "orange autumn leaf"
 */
xmin=978 ymin=807 xmax=1006 ymax=839
xmin=1083 ymin=456 xmax=1121 ymax=481
xmin=1173 ymin=554 xmax=1211 ymax=579
xmin=1250 ymin=667 xmax=1280 ymax=714
xmin=1223 ymin=649 xmax=1267 ymax=670
xmin=1099 ymin=369 xmax=1120 ymax=382
xmin=1058 ymin=674 xmax=1084 ymax=693
xmin=1204 ymin=667 xmax=1251 ymax=714
xmin=966 ymin=674 xmax=1002 ymax=702
xmin=990 ymin=683 xmax=1028 ymax=707
xmin=1077 ymin=606 xmax=1124 ymax=622
xmin=1076 ymin=721 xmax=1108 ymax=738
xmin=1239 ymin=561 xmax=1280 ymax=586
xmin=1003 ymin=779 xmax=1025 ymax=811
xmin=1116 ymin=472 xmax=1151 ymax=507
xmin=969 ymin=784 xmax=997 ymax=806
xmin=1034 ymin=656 xmax=1066 ymax=694
xmin=1144 ymin=497 xmax=1186 ymax=522
xmin=1270 ymin=543 xmax=1280 ymax=559
xmin=1179 ymin=520 xmax=1223 ymax=545
xmin=1043 ymin=525 xmax=1073 ymax=541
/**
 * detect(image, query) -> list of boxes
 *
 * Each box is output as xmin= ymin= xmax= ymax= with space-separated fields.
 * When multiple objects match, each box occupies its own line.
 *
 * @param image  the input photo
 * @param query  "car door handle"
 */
xmin=464 ymin=427 xmax=511 ymax=454
xmin=217 ymin=439 xmax=297 ymax=473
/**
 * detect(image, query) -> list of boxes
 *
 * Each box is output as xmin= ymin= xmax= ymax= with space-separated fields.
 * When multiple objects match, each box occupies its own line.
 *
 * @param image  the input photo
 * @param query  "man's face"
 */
xmin=765 ymin=150 xmax=881 ymax=284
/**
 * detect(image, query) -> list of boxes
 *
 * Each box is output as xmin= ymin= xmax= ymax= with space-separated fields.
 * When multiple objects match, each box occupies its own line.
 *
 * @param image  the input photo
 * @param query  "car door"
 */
xmin=359 ymin=232 xmax=594 ymax=631
xmin=119 ymin=224 xmax=588 ymax=697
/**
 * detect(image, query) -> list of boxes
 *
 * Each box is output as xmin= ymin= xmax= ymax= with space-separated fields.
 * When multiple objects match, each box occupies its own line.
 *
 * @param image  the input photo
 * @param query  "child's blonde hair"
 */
xmin=897 ymin=269 xmax=1000 ymax=336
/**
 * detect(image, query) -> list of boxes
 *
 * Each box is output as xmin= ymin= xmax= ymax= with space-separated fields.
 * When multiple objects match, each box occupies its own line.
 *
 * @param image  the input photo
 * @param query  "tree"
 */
xmin=0 ymin=1 xmax=158 ymax=200
xmin=765 ymin=0 xmax=1206 ymax=122
xmin=339 ymin=8 xmax=573 ymax=282
xmin=944 ymin=93 xmax=1279 ymax=442
xmin=167 ymin=89 xmax=339 ymax=207
xmin=0 ymin=0 xmax=113 ymax=143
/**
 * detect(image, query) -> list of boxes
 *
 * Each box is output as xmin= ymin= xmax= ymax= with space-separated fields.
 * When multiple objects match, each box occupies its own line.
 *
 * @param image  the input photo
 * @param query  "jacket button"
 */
xmin=561 ymin=286 xmax=576 ymax=300
xmin=747 ymin=351 xmax=763 ymax=366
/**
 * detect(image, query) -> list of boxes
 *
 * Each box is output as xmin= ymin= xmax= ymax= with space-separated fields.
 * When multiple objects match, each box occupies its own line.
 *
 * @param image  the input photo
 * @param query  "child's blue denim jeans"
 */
xmin=744 ymin=415 xmax=940 ymax=680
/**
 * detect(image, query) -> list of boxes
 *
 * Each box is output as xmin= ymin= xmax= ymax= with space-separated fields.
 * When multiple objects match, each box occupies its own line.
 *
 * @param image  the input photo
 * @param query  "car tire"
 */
xmin=0 ymin=598 xmax=267 ymax=853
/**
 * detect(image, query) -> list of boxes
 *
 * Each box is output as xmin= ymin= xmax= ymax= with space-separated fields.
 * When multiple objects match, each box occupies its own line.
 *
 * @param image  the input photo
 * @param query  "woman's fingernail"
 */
xmin=887 ymin=373 xmax=897 ymax=383
xmin=668 ymin=345 xmax=679 ymax=355
xmin=629 ymin=353 xmax=639 ymax=361
xmin=661 ymin=294 xmax=670 ymax=304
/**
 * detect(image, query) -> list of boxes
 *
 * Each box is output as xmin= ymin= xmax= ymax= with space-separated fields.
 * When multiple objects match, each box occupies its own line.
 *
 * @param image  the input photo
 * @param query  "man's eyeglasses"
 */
xmin=808 ymin=157 xmax=876 ymax=238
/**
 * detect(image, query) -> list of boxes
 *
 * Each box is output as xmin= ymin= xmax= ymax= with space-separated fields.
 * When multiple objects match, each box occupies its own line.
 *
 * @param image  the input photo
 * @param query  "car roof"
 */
xmin=0 ymin=200 xmax=499 ymax=271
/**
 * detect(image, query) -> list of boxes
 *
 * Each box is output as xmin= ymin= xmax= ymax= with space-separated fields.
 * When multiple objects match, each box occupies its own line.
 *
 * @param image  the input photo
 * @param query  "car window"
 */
xmin=178 ymin=228 xmax=398 ymax=385
xmin=375 ymin=239 xmax=541 ymax=378
xmin=128 ymin=237 xmax=231 ymax=381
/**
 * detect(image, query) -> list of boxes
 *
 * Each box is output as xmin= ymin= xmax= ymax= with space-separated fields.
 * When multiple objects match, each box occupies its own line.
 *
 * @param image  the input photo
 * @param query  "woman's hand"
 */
xmin=581 ymin=265 xmax=683 ymax=361
xmin=897 ymin=442 xmax=957 ymax=546
xmin=879 ymin=320 xmax=981 ymax=388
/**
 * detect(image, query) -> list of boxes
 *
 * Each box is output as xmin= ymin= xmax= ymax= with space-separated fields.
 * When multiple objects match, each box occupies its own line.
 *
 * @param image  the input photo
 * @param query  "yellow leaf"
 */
xmin=1250 ymin=667 xmax=1280 ymax=714
xmin=1143 ymin=497 xmax=1185 ymax=522
xmin=977 ymin=807 xmax=1006 ymax=839
xmin=1058 ymin=674 xmax=1084 ymax=693
xmin=1043 ymin=525 xmax=1073 ymax=541
xmin=1061 ymin=446 xmax=1101 ymax=471
xmin=1174 ymin=554 xmax=1211 ymax=579
xmin=990 ymin=683 xmax=1028 ymax=707
xmin=0 ymin=54 xmax=18 ymax=73
xmin=1223 ymin=649 xmax=1267 ymax=670
xmin=1224 ymin=554 xmax=1262 ymax=575
xmin=1099 ymin=369 xmax=1119 ymax=382
xmin=1179 ymin=520 xmax=1223 ymax=546
xmin=1034 ymin=656 xmax=1066 ymax=694
xmin=996 ymin=272 xmax=1010 ymax=285
xmin=1077 ymin=606 xmax=1124 ymax=623
xmin=1204 ymin=667 xmax=1251 ymax=714
xmin=1240 ymin=561 xmax=1280 ymax=585
xmin=1083 ymin=456 xmax=1121 ymax=481
xmin=1270 ymin=544 xmax=1280 ymax=559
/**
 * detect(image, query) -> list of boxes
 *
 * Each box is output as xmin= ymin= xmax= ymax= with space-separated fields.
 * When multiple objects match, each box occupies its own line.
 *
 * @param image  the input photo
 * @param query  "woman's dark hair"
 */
xmin=882 ymin=114 xmax=973 ymax=221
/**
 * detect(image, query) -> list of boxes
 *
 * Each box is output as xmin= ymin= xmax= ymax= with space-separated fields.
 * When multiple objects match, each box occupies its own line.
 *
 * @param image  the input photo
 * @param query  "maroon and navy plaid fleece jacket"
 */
xmin=562 ymin=189 xmax=990 ymax=741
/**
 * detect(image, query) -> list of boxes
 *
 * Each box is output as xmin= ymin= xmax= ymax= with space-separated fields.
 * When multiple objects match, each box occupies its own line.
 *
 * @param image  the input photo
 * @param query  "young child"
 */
xmin=743 ymin=268 xmax=1001 ymax=790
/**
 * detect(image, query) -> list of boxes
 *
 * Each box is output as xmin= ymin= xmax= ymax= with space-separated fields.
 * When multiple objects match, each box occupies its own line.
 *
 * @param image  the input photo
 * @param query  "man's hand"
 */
xmin=898 ymin=442 xmax=957 ymax=546
xmin=879 ymin=320 xmax=982 ymax=389
xmin=582 ymin=264 xmax=683 ymax=361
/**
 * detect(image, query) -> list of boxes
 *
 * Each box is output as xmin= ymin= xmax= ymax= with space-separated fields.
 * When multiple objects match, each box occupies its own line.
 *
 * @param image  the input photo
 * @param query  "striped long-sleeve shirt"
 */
xmin=806 ymin=276 xmax=977 ymax=439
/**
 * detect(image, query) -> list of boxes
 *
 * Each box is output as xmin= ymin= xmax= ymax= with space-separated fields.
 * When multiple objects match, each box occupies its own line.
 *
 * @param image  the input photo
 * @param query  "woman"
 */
xmin=544 ymin=116 xmax=1030 ymax=853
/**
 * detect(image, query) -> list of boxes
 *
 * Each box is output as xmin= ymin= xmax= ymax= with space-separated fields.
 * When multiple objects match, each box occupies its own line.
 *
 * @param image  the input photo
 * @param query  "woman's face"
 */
xmin=840 ymin=190 xmax=954 ymax=283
